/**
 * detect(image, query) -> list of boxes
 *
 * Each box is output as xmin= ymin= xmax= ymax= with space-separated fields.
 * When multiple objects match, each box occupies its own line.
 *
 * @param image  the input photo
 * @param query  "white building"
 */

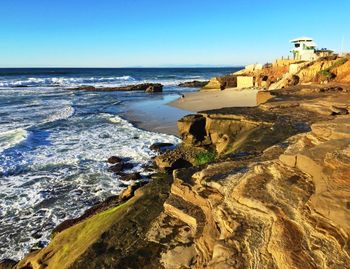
xmin=290 ymin=37 xmax=318 ymax=61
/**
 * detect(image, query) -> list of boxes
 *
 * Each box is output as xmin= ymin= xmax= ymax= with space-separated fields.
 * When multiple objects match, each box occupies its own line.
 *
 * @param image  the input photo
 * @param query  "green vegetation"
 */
xmin=318 ymin=69 xmax=335 ymax=79
xmin=194 ymin=150 xmax=216 ymax=165
xmin=17 ymin=201 xmax=131 ymax=269
xmin=331 ymin=58 xmax=348 ymax=69
xmin=318 ymin=58 xmax=348 ymax=80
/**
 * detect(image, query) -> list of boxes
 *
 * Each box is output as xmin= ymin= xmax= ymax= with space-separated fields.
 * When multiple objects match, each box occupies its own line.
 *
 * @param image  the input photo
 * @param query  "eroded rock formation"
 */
xmin=202 ymin=75 xmax=237 ymax=90
xmin=178 ymin=81 xmax=209 ymax=88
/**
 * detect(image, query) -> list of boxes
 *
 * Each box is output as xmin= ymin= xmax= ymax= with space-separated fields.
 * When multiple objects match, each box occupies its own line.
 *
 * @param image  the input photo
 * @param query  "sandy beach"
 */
xmin=168 ymin=88 xmax=259 ymax=112
xmin=123 ymin=89 xmax=268 ymax=136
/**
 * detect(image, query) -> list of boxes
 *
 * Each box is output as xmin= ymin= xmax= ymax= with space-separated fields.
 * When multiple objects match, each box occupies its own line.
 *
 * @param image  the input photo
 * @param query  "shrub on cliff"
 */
xmin=194 ymin=151 xmax=216 ymax=165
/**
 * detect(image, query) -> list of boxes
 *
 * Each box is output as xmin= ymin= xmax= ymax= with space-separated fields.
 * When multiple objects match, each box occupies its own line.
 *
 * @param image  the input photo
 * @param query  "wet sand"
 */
xmin=121 ymin=94 xmax=190 ymax=136
xmin=168 ymin=88 xmax=259 ymax=112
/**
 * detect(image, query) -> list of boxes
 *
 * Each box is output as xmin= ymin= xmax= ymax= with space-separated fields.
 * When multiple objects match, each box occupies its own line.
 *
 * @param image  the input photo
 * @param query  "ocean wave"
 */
xmin=0 ymin=75 xmax=209 ymax=88
xmin=0 ymin=128 xmax=28 ymax=153
xmin=0 ymin=76 xmax=135 ymax=87
xmin=44 ymin=105 xmax=75 ymax=124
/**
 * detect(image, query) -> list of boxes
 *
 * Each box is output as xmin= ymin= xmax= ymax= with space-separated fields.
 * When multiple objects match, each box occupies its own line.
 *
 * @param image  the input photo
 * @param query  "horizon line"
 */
xmin=0 ymin=65 xmax=245 ymax=69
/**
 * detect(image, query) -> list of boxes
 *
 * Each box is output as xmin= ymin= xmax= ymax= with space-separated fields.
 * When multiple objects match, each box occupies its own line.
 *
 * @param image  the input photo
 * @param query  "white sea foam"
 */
xmin=0 ymin=128 xmax=28 ymax=153
xmin=44 ymin=105 xmax=75 ymax=124
xmin=0 ymin=111 xmax=180 ymax=260
xmin=0 ymin=76 xmax=135 ymax=87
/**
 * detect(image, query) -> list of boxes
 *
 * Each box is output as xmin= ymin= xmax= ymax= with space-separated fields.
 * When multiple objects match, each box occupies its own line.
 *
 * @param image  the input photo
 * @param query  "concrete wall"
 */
xmin=293 ymin=49 xmax=318 ymax=61
xmin=245 ymin=64 xmax=263 ymax=72
xmin=237 ymin=76 xmax=254 ymax=88
xmin=273 ymin=59 xmax=298 ymax=67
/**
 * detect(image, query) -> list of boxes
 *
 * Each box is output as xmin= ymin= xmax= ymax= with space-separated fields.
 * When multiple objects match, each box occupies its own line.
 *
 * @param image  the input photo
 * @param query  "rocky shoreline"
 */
xmin=69 ymin=83 xmax=164 ymax=92
xmin=3 ymin=57 xmax=350 ymax=268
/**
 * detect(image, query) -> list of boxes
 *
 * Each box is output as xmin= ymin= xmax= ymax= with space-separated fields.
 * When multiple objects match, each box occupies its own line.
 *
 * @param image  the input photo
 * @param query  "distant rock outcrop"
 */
xmin=178 ymin=81 xmax=209 ymax=88
xmin=69 ymin=83 xmax=163 ymax=92
xmin=202 ymin=75 xmax=237 ymax=90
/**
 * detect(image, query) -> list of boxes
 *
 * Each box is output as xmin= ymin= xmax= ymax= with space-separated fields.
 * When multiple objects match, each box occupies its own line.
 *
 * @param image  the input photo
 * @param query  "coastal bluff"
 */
xmin=10 ymin=83 xmax=350 ymax=269
xmin=201 ymin=55 xmax=350 ymax=91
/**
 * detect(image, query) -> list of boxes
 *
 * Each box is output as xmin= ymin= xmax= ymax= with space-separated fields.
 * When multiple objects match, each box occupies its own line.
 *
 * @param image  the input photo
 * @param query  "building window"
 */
xmin=295 ymin=44 xmax=300 ymax=48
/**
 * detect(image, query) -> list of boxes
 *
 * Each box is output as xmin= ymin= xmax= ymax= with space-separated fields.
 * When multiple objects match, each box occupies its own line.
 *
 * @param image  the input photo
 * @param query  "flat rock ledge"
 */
xmin=178 ymin=80 xmax=209 ymax=88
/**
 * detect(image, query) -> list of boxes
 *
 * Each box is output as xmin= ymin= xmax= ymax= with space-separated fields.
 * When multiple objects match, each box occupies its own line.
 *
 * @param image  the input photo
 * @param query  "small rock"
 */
xmin=122 ymin=163 xmax=135 ymax=170
xmin=76 ymin=85 xmax=96 ymax=91
xmin=108 ymin=162 xmax=135 ymax=174
xmin=0 ymin=259 xmax=17 ymax=269
xmin=107 ymin=156 xmax=123 ymax=164
xmin=31 ymin=231 xmax=42 ymax=239
xmin=119 ymin=183 xmax=128 ymax=188
xmin=150 ymin=143 xmax=175 ymax=153
xmin=108 ymin=163 xmax=124 ymax=173
xmin=30 ymin=241 xmax=46 ymax=252
xmin=120 ymin=172 xmax=142 ymax=181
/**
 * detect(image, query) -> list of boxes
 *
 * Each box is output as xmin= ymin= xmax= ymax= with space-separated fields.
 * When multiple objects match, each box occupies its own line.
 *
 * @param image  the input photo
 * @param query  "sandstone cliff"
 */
xmin=202 ymin=56 xmax=350 ymax=91
xmin=11 ymin=85 xmax=350 ymax=269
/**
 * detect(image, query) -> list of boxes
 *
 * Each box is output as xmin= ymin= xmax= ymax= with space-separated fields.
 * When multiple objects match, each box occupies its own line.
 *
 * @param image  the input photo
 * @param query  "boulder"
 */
xmin=150 ymin=142 xmax=175 ymax=153
xmin=107 ymin=162 xmax=134 ymax=173
xmin=107 ymin=163 xmax=124 ymax=173
xmin=119 ymin=172 xmax=142 ymax=181
xmin=202 ymin=77 xmax=221 ymax=90
xmin=202 ymin=75 xmax=237 ymax=90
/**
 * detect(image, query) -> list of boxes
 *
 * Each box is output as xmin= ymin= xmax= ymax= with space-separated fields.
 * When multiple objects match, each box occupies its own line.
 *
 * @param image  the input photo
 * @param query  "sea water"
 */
xmin=0 ymin=67 xmax=239 ymax=260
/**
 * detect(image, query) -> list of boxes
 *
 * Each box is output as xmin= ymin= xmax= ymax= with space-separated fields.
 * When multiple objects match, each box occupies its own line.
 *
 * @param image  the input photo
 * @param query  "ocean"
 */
xmin=0 ymin=67 xmax=240 ymax=260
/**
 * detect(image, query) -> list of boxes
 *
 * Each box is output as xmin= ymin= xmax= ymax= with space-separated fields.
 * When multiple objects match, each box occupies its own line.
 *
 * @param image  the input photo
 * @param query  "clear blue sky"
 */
xmin=0 ymin=0 xmax=349 ymax=67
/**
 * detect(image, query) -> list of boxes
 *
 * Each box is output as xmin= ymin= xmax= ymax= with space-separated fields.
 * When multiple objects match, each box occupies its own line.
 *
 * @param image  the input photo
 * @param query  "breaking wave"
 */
xmin=0 ymin=76 xmax=134 ymax=88
xmin=44 ymin=105 xmax=75 ymax=124
xmin=0 ymin=128 xmax=28 ymax=153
